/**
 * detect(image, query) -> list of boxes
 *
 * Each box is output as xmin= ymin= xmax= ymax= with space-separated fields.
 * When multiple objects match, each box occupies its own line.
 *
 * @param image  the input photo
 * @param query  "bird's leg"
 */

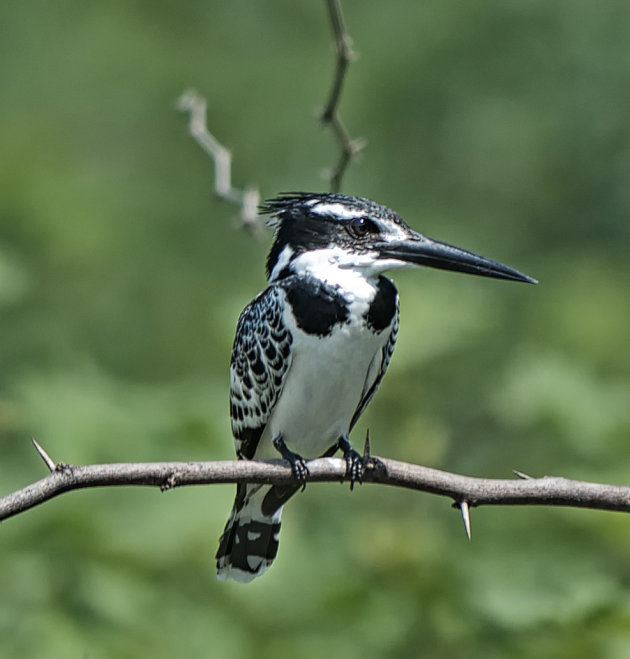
xmin=338 ymin=436 xmax=363 ymax=490
xmin=273 ymin=435 xmax=310 ymax=491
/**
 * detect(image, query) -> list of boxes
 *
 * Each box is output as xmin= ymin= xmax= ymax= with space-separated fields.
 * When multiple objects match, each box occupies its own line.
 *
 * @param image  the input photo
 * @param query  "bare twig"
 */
xmin=178 ymin=2 xmax=362 ymax=202
xmin=177 ymin=90 xmax=261 ymax=232
xmin=3 ymin=450 xmax=630 ymax=523
xmin=321 ymin=0 xmax=365 ymax=192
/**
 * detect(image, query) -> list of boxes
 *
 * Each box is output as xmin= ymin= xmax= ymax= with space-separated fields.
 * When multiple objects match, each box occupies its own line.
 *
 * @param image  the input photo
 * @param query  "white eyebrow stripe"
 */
xmin=310 ymin=203 xmax=364 ymax=219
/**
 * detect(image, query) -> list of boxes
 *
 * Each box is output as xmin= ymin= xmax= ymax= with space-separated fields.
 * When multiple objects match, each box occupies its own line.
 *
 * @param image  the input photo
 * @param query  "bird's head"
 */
xmin=261 ymin=192 xmax=536 ymax=285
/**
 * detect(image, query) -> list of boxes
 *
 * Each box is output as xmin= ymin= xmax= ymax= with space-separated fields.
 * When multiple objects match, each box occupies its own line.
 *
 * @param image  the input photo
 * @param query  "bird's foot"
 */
xmin=338 ymin=436 xmax=363 ymax=490
xmin=273 ymin=436 xmax=310 ymax=491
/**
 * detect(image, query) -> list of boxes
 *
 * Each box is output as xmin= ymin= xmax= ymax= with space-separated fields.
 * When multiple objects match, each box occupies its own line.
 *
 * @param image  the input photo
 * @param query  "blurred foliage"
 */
xmin=1 ymin=1 xmax=630 ymax=657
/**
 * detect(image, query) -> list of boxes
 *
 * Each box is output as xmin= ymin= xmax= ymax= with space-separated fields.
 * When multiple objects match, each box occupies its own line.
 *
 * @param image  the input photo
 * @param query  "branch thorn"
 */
xmin=459 ymin=500 xmax=472 ymax=540
xmin=513 ymin=470 xmax=533 ymax=480
xmin=31 ymin=438 xmax=56 ymax=473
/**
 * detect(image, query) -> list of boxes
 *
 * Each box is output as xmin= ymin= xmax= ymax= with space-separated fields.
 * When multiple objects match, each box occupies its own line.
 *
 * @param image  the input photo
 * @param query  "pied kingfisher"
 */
xmin=216 ymin=192 xmax=535 ymax=582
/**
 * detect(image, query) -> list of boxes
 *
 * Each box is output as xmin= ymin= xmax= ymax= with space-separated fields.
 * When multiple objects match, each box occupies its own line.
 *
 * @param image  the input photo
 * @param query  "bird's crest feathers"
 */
xmin=259 ymin=192 xmax=404 ymax=232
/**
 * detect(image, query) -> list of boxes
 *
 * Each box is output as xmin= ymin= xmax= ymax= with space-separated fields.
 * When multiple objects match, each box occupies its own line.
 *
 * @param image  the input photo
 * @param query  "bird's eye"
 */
xmin=347 ymin=217 xmax=377 ymax=239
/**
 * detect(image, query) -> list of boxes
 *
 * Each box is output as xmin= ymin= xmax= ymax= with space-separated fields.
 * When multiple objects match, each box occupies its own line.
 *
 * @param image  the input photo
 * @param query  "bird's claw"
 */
xmin=338 ymin=436 xmax=363 ymax=490
xmin=344 ymin=447 xmax=363 ymax=490
xmin=273 ymin=435 xmax=310 ymax=491
xmin=291 ymin=456 xmax=310 ymax=491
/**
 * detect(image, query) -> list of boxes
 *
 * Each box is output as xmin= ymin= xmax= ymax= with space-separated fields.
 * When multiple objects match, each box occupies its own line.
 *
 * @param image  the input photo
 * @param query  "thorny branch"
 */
xmin=321 ymin=0 xmax=364 ymax=191
xmin=2 ymin=441 xmax=630 ymax=538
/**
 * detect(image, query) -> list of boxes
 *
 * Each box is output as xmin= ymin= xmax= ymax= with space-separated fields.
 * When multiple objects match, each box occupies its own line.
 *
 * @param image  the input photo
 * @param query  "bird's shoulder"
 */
xmin=365 ymin=275 xmax=398 ymax=332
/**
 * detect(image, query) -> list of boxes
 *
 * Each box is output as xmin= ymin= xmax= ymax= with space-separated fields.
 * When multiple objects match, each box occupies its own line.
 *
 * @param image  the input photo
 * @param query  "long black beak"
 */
xmin=376 ymin=232 xmax=537 ymax=284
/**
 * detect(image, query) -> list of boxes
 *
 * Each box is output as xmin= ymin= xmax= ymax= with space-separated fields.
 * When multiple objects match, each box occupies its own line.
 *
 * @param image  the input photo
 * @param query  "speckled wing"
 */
xmin=349 ymin=298 xmax=399 ymax=431
xmin=230 ymin=286 xmax=293 ymax=460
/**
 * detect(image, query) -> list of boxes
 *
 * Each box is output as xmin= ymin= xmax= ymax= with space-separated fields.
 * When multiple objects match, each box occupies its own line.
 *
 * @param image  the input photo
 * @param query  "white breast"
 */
xmin=253 ymin=280 xmax=390 ymax=460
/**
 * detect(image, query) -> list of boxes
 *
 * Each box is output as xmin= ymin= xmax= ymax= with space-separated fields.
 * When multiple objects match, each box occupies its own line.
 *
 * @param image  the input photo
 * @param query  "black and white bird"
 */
xmin=216 ymin=192 xmax=535 ymax=582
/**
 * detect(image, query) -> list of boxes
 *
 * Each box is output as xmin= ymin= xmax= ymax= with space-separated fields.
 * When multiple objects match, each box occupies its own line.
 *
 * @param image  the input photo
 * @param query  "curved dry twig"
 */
xmin=177 ymin=90 xmax=261 ymax=232
xmin=321 ymin=0 xmax=365 ymax=191
xmin=2 ymin=441 xmax=630 ymax=535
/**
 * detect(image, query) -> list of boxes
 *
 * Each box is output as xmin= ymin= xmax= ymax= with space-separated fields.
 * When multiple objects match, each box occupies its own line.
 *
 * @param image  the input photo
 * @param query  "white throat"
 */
xmin=289 ymin=246 xmax=412 ymax=288
xmin=289 ymin=247 xmax=379 ymax=291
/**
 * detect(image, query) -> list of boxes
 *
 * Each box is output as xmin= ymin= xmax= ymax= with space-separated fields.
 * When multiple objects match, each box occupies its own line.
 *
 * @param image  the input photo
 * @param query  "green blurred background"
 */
xmin=2 ymin=1 xmax=630 ymax=657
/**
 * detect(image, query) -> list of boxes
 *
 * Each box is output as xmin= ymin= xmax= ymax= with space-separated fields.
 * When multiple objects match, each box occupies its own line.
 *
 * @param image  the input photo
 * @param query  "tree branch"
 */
xmin=320 ymin=0 xmax=364 ymax=192
xmin=3 ymin=447 xmax=630 ymax=528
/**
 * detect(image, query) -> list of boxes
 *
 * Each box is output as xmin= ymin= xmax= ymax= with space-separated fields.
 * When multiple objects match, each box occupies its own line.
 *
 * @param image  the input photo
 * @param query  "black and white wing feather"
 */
xmin=229 ymin=286 xmax=293 ymax=460
xmin=349 ymin=297 xmax=399 ymax=431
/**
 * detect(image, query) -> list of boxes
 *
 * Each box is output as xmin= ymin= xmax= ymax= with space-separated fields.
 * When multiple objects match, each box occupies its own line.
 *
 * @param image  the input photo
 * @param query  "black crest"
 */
xmin=259 ymin=192 xmax=404 ymax=229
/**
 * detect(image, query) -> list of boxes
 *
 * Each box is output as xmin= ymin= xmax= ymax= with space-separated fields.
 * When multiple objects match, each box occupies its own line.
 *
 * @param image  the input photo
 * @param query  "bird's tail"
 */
xmin=216 ymin=482 xmax=298 ymax=582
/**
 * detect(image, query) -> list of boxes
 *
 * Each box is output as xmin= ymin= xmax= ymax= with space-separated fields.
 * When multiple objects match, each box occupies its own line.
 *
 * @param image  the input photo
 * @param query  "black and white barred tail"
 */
xmin=216 ymin=483 xmax=292 ymax=582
